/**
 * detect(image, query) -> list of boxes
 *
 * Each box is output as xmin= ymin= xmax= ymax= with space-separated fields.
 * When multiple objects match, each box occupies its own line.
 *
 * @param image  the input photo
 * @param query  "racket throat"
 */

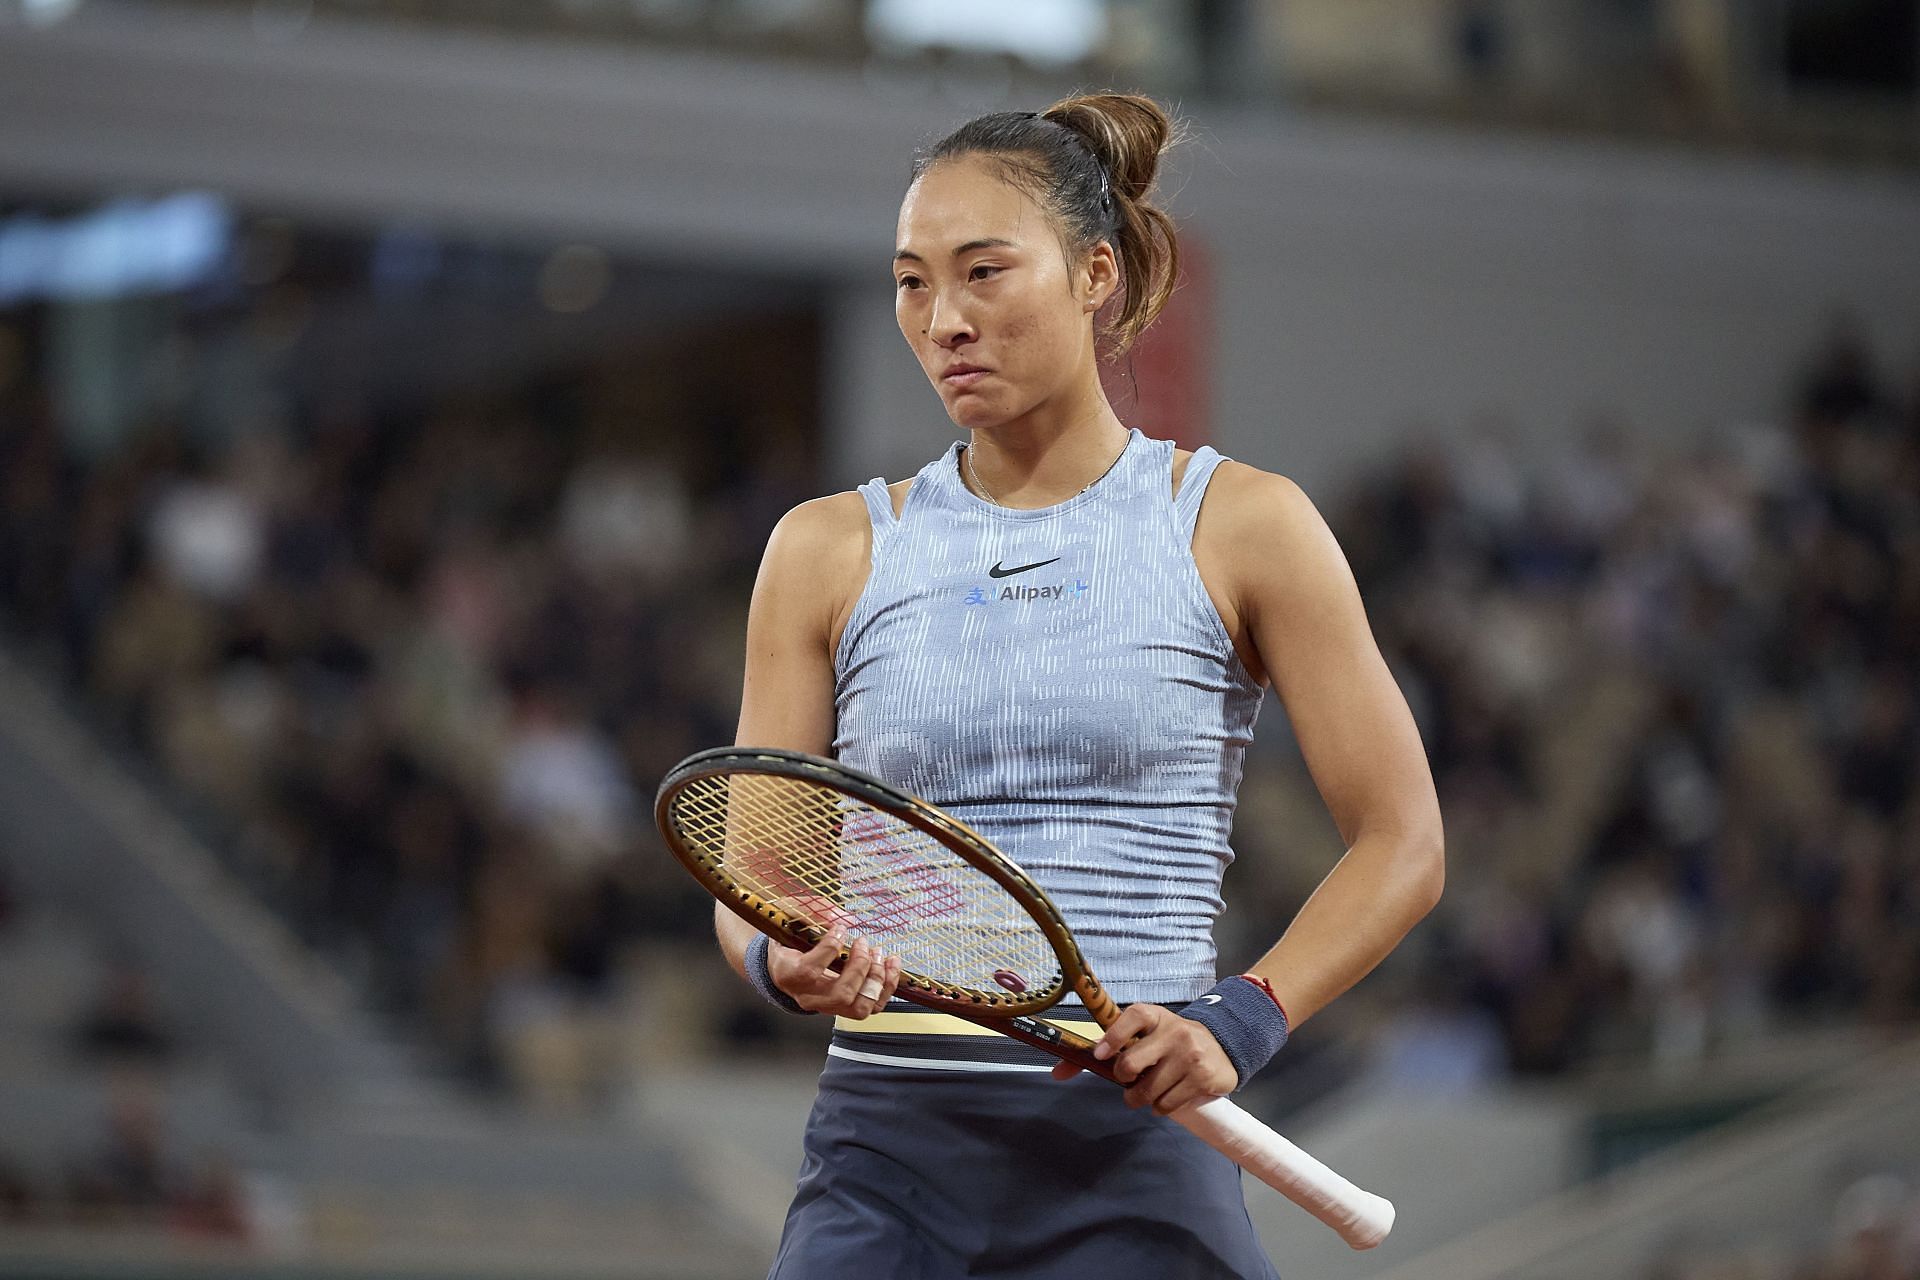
xmin=1074 ymin=977 xmax=1121 ymax=1030
xmin=997 ymin=1014 xmax=1112 ymax=1080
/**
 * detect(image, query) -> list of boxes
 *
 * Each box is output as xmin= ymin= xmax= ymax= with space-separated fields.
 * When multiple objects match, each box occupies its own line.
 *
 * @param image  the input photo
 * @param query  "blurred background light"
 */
xmin=865 ymin=0 xmax=1106 ymax=65
xmin=16 ymin=0 xmax=82 ymax=27
xmin=0 ymin=194 xmax=232 ymax=304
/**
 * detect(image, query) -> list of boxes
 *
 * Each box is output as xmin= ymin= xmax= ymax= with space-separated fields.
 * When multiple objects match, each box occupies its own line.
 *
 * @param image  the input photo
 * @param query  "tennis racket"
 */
xmin=654 ymin=745 xmax=1396 ymax=1250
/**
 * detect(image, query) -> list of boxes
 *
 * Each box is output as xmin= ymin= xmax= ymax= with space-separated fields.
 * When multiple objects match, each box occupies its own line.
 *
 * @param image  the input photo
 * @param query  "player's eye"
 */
xmin=896 ymin=275 xmax=923 ymax=291
xmin=969 ymin=264 xmax=1002 ymax=282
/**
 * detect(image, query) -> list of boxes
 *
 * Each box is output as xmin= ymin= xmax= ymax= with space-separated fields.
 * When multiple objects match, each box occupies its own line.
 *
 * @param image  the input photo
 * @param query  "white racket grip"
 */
xmin=1174 ymin=1096 xmax=1395 ymax=1250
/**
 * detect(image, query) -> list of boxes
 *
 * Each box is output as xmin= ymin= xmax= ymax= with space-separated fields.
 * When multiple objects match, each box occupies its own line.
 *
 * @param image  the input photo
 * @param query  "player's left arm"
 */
xmin=1087 ymin=463 xmax=1444 ymax=1115
xmin=1223 ymin=465 xmax=1444 ymax=1011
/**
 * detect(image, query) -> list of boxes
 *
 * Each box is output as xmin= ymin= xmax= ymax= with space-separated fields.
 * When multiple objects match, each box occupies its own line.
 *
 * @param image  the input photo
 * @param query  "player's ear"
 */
xmin=1078 ymin=240 xmax=1119 ymax=314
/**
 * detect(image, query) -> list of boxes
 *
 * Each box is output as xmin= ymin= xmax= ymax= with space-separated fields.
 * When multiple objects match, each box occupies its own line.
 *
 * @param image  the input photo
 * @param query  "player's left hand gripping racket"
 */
xmin=654 ymin=746 xmax=1396 ymax=1250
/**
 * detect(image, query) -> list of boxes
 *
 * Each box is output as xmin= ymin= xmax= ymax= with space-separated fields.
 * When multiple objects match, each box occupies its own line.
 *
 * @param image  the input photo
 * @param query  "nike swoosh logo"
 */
xmin=988 ymin=557 xmax=1061 ymax=578
xmin=1199 ymin=994 xmax=1223 ymax=1005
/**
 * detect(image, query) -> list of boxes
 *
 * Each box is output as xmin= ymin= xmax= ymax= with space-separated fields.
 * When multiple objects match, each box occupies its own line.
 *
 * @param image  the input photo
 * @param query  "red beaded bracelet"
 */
xmin=1236 ymin=972 xmax=1289 ymax=1023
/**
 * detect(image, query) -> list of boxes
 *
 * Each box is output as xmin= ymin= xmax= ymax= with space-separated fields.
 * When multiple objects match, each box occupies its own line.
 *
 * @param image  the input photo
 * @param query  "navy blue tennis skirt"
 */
xmin=767 ymin=1025 xmax=1282 ymax=1279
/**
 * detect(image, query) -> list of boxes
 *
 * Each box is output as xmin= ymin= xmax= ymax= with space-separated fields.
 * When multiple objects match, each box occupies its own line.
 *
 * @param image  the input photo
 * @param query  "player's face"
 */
xmin=893 ymin=156 xmax=1108 ymax=430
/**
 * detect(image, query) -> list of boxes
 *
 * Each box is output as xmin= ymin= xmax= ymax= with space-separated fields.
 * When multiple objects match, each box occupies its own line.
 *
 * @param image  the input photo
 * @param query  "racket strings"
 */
xmin=666 ymin=773 xmax=1062 ymax=1003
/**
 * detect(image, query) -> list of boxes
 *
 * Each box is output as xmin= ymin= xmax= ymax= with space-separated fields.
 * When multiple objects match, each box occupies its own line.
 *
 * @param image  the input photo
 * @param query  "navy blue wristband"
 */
xmin=1178 ymin=975 xmax=1290 ymax=1090
xmin=745 ymin=933 xmax=815 ymax=1016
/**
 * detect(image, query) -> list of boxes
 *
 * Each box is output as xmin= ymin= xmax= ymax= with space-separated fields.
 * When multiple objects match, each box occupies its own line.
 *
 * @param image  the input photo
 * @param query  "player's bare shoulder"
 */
xmin=1190 ymin=458 xmax=1328 ymax=564
xmin=765 ymin=490 xmax=871 ymax=590
xmin=1171 ymin=451 xmax=1312 ymax=527
xmin=1189 ymin=458 xmax=1339 ymax=651
xmin=757 ymin=486 xmax=888 ymax=656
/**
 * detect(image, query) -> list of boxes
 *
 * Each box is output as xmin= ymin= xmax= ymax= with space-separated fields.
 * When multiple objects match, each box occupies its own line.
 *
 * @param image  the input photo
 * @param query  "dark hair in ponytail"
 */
xmin=910 ymin=92 xmax=1184 ymax=358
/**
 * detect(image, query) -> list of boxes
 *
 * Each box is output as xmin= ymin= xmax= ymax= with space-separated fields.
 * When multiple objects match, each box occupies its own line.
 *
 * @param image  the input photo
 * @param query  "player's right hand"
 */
xmin=769 ymin=928 xmax=902 ymax=1018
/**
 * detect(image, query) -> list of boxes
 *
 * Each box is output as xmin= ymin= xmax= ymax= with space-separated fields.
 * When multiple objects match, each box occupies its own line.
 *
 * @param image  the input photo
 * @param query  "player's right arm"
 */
xmin=716 ymin=492 xmax=902 ymax=1017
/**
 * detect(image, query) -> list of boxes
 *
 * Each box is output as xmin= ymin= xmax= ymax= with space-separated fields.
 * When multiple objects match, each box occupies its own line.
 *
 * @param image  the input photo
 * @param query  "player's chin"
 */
xmin=941 ymin=388 xmax=1013 ymax=428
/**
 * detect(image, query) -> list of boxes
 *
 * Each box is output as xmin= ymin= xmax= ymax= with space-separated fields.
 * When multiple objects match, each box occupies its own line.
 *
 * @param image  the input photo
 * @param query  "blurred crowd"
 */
xmin=0 ymin=299 xmax=819 ymax=1103
xmin=1308 ymin=319 xmax=1920 ymax=1087
xmin=0 ymin=1085 xmax=252 ymax=1244
xmin=3 ymin=276 xmax=1917 ymax=1109
xmin=0 ymin=856 xmax=252 ymax=1242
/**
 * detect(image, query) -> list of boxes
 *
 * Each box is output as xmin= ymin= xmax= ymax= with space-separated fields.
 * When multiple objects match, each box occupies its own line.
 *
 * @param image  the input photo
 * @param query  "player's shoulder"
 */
xmin=770 ymin=476 xmax=915 ymax=546
xmin=1179 ymin=452 xmax=1322 ymax=538
xmin=1210 ymin=457 xmax=1313 ymax=507
xmin=766 ymin=489 xmax=871 ymax=564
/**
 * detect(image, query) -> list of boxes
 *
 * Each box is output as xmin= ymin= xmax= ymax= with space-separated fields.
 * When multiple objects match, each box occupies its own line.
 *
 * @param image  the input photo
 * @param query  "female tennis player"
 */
xmin=715 ymin=92 xmax=1444 ymax=1278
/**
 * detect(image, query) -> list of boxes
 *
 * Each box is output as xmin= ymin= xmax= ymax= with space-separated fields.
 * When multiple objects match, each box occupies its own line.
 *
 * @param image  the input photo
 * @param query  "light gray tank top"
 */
xmin=831 ymin=427 xmax=1268 ymax=1004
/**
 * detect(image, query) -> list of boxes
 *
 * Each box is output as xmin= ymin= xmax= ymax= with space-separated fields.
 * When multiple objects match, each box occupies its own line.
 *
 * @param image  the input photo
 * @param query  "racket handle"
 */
xmin=1173 ymin=1096 xmax=1395 ymax=1250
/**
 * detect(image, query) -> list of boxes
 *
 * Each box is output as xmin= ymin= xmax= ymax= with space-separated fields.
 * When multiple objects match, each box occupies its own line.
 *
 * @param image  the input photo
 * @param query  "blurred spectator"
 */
xmin=1802 ymin=319 xmax=1890 ymax=426
xmin=69 ymin=1085 xmax=176 ymax=1222
xmin=168 ymin=1153 xmax=252 ymax=1243
xmin=0 ymin=854 xmax=16 ymax=937
xmin=1820 ymin=1173 xmax=1920 ymax=1280
xmin=0 ymin=1159 xmax=35 ymax=1222
xmin=497 ymin=675 xmax=638 ymax=877
xmin=558 ymin=449 xmax=692 ymax=589
xmin=146 ymin=457 xmax=267 ymax=603
xmin=73 ymin=964 xmax=177 ymax=1066
xmin=1455 ymin=0 xmax=1509 ymax=88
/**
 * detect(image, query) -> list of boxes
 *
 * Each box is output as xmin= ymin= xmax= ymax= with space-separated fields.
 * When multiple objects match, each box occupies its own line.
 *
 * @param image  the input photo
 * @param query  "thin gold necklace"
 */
xmin=965 ymin=436 xmax=1126 ymax=508
xmin=964 ymin=444 xmax=1003 ymax=505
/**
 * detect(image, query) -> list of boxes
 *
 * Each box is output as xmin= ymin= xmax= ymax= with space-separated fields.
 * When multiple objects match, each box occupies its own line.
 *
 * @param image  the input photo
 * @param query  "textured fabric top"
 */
xmin=831 ymin=427 xmax=1268 ymax=1003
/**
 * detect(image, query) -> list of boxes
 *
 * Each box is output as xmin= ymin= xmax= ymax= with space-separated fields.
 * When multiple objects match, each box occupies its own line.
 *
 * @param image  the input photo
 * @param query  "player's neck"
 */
xmin=964 ymin=397 xmax=1128 ymax=509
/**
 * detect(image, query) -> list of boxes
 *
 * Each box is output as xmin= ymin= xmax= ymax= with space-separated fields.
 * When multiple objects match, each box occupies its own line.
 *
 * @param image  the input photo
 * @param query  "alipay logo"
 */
xmin=964 ymin=580 xmax=1091 ymax=606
